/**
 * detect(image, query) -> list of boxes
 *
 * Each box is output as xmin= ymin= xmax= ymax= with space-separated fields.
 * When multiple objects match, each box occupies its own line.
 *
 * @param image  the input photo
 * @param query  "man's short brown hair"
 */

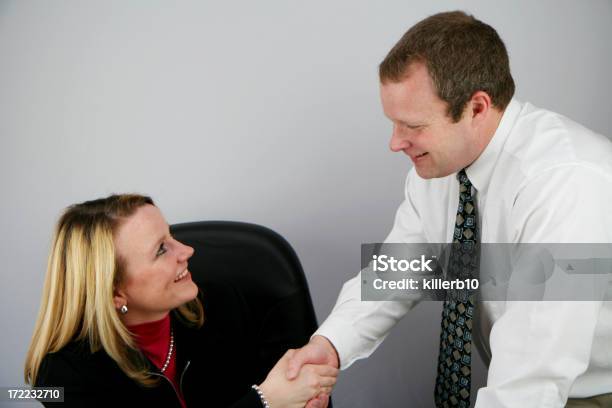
xmin=379 ymin=11 xmax=515 ymax=122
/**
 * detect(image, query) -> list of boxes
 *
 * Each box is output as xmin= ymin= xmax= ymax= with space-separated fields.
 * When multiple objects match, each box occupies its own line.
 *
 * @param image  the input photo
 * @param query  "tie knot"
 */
xmin=457 ymin=169 xmax=472 ymax=188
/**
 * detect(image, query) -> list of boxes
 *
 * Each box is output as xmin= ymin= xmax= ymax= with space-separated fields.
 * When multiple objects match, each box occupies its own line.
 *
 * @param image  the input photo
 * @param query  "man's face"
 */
xmin=380 ymin=63 xmax=481 ymax=179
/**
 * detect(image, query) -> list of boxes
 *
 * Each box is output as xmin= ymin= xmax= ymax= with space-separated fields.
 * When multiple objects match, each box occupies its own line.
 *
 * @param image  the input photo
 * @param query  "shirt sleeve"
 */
xmin=314 ymin=170 xmax=427 ymax=369
xmin=475 ymin=165 xmax=612 ymax=407
xmin=228 ymin=388 xmax=267 ymax=408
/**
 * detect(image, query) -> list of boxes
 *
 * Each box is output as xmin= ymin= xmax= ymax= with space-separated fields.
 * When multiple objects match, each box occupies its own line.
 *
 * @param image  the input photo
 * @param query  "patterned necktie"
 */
xmin=434 ymin=169 xmax=479 ymax=408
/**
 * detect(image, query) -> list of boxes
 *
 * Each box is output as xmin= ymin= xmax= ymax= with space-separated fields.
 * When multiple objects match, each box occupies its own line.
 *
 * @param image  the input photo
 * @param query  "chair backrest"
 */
xmin=170 ymin=220 xmax=320 ymax=364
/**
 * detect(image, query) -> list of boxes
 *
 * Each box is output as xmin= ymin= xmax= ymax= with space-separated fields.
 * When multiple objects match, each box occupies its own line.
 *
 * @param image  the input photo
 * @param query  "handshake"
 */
xmin=258 ymin=336 xmax=340 ymax=408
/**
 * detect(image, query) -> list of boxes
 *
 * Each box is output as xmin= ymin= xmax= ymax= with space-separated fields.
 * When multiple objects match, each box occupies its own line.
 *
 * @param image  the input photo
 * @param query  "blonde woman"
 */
xmin=25 ymin=194 xmax=337 ymax=407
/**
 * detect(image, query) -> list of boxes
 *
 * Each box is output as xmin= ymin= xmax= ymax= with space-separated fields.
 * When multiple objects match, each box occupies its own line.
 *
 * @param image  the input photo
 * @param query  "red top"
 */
xmin=128 ymin=314 xmax=186 ymax=408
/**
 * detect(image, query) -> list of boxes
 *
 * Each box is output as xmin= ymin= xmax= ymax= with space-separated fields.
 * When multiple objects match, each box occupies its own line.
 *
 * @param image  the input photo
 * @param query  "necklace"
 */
xmin=160 ymin=328 xmax=174 ymax=373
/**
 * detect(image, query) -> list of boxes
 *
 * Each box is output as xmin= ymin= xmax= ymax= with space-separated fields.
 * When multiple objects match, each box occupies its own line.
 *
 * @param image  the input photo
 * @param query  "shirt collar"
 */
xmin=464 ymin=98 xmax=522 ymax=192
xmin=127 ymin=313 xmax=171 ymax=348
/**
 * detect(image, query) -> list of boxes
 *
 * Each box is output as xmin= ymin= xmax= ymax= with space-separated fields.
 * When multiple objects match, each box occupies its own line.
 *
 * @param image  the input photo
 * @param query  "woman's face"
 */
xmin=113 ymin=204 xmax=198 ymax=325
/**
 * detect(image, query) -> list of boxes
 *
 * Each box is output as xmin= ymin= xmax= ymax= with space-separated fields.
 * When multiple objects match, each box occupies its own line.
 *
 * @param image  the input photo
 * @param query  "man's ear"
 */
xmin=469 ymin=91 xmax=493 ymax=126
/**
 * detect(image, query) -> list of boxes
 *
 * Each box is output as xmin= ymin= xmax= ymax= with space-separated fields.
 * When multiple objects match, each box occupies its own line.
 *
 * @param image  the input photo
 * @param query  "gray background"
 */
xmin=1 ymin=1 xmax=611 ymax=407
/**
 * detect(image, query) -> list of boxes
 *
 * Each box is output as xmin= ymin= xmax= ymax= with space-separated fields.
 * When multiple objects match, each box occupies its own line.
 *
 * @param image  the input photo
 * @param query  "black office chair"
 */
xmin=171 ymin=221 xmax=333 ymax=406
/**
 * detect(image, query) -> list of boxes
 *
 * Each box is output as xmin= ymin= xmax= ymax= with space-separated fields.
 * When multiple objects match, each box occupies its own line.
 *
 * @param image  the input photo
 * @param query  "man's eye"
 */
xmin=156 ymin=243 xmax=167 ymax=257
xmin=405 ymin=124 xmax=423 ymax=130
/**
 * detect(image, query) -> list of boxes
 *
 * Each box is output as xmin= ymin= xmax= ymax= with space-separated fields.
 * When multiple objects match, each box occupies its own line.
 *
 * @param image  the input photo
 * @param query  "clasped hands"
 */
xmin=258 ymin=336 xmax=339 ymax=408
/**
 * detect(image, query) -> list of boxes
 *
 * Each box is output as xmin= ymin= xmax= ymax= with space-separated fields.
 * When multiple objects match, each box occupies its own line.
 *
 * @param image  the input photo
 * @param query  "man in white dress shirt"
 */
xmin=285 ymin=11 xmax=612 ymax=408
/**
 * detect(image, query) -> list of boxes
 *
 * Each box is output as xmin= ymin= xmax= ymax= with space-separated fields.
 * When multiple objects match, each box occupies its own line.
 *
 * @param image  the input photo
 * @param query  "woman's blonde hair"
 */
xmin=24 ymin=194 xmax=204 ymax=387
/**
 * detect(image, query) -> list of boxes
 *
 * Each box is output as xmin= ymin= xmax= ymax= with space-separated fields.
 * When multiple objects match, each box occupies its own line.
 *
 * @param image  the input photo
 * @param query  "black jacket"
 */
xmin=36 ymin=282 xmax=282 ymax=407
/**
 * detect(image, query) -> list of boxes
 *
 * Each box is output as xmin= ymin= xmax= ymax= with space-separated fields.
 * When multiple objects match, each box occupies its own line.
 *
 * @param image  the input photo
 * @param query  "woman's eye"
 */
xmin=156 ymin=243 xmax=167 ymax=257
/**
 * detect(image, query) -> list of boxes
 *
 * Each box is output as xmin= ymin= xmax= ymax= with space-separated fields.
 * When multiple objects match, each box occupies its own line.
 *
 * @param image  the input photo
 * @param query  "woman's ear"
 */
xmin=113 ymin=286 xmax=128 ymax=310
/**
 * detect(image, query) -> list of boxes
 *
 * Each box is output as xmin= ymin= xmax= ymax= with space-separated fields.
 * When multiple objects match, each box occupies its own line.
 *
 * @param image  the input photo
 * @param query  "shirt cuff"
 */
xmin=313 ymin=314 xmax=385 ymax=370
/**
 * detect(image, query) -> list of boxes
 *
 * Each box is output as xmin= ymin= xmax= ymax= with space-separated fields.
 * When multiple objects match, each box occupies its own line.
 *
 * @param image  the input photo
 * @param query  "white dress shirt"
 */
xmin=315 ymin=99 xmax=612 ymax=407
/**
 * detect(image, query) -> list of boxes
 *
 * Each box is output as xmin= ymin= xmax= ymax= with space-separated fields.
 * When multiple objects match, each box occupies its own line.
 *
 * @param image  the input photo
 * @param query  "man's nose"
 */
xmin=389 ymin=125 xmax=411 ymax=152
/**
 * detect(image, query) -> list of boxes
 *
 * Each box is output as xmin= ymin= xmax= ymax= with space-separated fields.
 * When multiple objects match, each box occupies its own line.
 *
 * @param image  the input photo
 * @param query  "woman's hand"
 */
xmin=258 ymin=349 xmax=338 ymax=408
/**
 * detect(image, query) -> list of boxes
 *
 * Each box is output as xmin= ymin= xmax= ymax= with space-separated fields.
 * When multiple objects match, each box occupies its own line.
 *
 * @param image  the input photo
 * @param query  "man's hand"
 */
xmin=259 ymin=349 xmax=338 ymax=408
xmin=286 ymin=335 xmax=340 ymax=408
